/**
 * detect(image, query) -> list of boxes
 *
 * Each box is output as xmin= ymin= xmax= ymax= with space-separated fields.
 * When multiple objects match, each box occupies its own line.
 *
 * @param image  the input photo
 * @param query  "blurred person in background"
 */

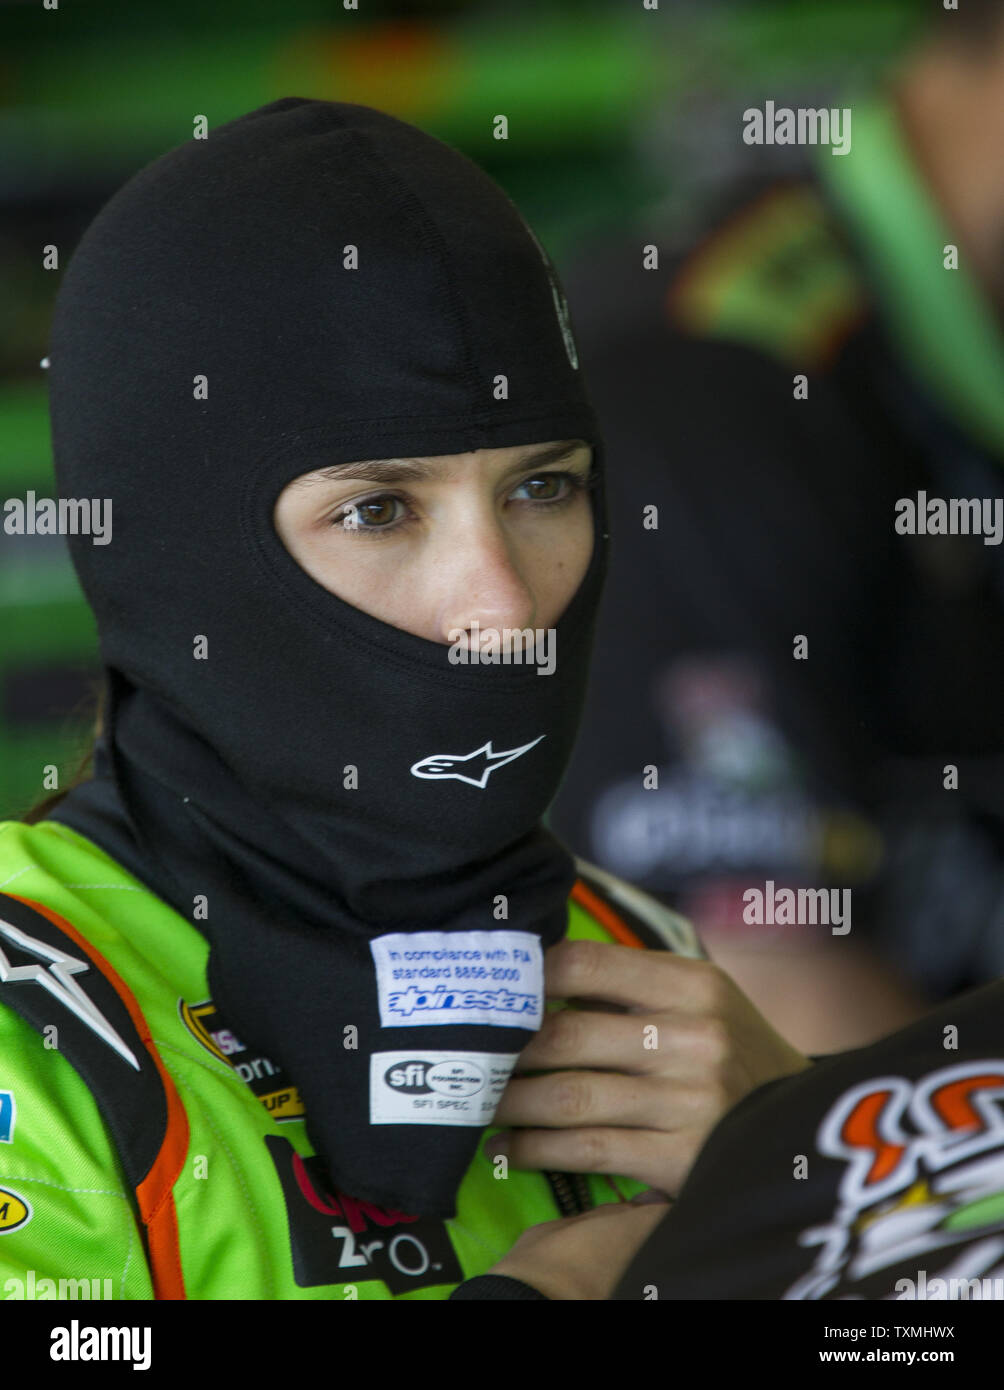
xmin=547 ymin=0 xmax=1004 ymax=1053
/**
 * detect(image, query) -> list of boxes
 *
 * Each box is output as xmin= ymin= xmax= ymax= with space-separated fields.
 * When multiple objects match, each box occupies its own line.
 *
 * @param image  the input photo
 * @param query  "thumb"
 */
xmin=629 ymin=1187 xmax=671 ymax=1206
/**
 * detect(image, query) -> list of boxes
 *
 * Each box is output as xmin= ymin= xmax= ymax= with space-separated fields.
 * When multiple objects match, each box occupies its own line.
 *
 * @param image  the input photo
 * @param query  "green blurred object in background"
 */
xmin=0 ymin=381 xmax=98 ymax=819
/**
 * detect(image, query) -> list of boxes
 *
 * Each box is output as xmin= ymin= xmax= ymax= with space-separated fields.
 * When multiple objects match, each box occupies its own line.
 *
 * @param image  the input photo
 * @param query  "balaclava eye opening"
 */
xmin=46 ymin=97 xmax=609 ymax=1217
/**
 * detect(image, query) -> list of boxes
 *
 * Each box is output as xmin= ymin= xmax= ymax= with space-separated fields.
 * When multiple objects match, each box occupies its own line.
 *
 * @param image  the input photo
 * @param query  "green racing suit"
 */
xmin=0 ymin=818 xmax=700 ymax=1300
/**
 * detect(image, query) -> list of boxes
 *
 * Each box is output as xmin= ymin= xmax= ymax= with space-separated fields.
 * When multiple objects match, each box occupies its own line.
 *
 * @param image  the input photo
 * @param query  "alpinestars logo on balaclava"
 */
xmin=410 ymin=735 xmax=545 ymax=788
xmin=46 ymin=97 xmax=610 ymax=1217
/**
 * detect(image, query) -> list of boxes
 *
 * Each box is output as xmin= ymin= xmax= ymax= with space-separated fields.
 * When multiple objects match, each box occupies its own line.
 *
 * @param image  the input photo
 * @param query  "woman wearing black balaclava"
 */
xmin=2 ymin=98 xmax=806 ymax=1299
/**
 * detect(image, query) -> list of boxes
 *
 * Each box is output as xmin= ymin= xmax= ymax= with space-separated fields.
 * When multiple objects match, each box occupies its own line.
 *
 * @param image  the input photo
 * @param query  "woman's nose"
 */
xmin=435 ymin=522 xmax=536 ymax=643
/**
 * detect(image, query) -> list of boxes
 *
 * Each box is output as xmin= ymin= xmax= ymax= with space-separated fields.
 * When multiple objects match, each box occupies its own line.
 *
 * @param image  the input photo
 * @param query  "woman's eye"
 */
xmin=332 ymin=495 xmax=404 ymax=531
xmin=514 ymin=474 xmax=571 ymax=503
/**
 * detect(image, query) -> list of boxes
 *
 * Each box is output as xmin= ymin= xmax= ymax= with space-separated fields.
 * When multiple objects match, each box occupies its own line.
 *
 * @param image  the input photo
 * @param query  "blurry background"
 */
xmin=0 ymin=0 xmax=922 ymax=820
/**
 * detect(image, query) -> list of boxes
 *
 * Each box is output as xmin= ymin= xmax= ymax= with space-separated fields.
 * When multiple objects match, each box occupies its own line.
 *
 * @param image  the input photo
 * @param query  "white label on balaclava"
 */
xmin=370 ymin=930 xmax=544 ymax=1029
xmin=370 ymin=1051 xmax=521 ymax=1126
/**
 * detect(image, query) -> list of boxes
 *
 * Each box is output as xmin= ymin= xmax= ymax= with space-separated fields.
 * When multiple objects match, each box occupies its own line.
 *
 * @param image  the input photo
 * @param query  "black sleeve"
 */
xmin=610 ymin=979 xmax=1004 ymax=1300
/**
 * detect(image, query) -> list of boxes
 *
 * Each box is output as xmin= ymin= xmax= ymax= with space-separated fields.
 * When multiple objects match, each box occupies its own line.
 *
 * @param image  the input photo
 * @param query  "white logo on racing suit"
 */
xmin=0 ymin=912 xmax=140 ymax=1071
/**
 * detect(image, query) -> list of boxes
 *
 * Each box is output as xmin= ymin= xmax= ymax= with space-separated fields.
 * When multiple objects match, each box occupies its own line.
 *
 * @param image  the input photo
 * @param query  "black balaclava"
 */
xmin=46 ymin=98 xmax=609 ymax=1217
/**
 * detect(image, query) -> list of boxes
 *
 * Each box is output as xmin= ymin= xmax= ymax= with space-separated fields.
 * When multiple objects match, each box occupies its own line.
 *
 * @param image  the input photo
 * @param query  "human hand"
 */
xmin=487 ymin=939 xmax=810 ymax=1196
xmin=486 ymin=1190 xmax=672 ymax=1300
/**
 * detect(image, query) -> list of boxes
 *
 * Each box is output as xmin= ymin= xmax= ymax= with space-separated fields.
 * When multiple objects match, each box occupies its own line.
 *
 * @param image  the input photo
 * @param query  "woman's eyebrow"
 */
xmin=311 ymin=440 xmax=585 ymax=485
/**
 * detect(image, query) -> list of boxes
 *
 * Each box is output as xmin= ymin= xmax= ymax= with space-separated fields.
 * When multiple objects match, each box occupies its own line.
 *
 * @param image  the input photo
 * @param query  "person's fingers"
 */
xmin=542 ymin=938 xmax=735 ymax=1016
xmin=628 ymin=1187 xmax=671 ymax=1205
xmin=488 ymin=1122 xmax=699 ymax=1195
xmin=493 ymin=1067 xmax=710 ymax=1132
xmin=490 ymin=1200 xmax=673 ymax=1300
xmin=593 ymin=1202 xmax=673 ymax=1283
xmin=513 ymin=1003 xmax=739 ymax=1081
